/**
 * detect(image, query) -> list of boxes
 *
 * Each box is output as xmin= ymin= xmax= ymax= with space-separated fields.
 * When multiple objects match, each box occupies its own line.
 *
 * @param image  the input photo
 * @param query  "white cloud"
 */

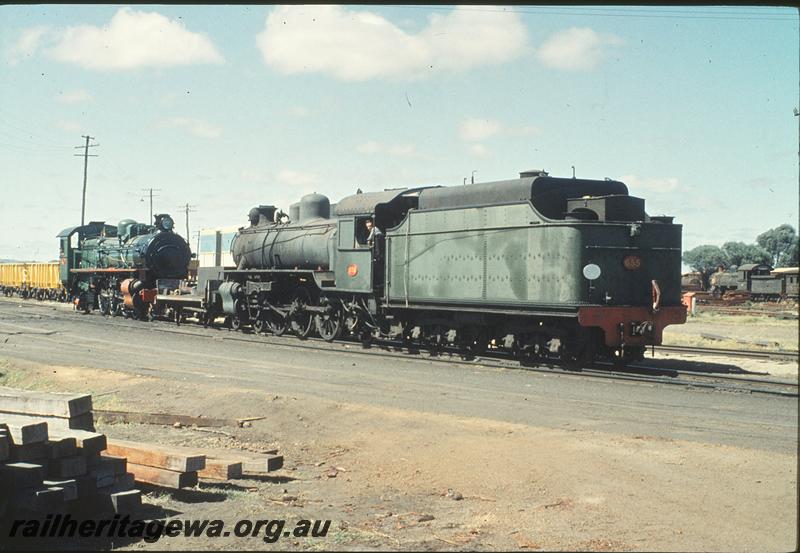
xmin=459 ymin=119 xmax=503 ymax=142
xmin=537 ymin=27 xmax=624 ymax=71
xmin=620 ymin=175 xmax=685 ymax=193
xmin=356 ymin=141 xmax=428 ymax=159
xmin=277 ymin=169 xmax=318 ymax=187
xmin=459 ymin=118 xmax=540 ymax=142
xmin=39 ymin=8 xmax=224 ymax=70
xmin=6 ymin=26 xmax=49 ymax=64
xmin=469 ymin=144 xmax=490 ymax=159
xmin=54 ymin=120 xmax=82 ymax=132
xmin=55 ymin=90 xmax=92 ymax=104
xmin=158 ymin=117 xmax=222 ymax=139
xmin=256 ymin=5 xmax=528 ymax=81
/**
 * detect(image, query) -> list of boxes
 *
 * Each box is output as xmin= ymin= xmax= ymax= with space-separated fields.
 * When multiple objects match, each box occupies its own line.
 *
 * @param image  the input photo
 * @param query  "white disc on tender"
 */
xmin=583 ymin=263 xmax=601 ymax=280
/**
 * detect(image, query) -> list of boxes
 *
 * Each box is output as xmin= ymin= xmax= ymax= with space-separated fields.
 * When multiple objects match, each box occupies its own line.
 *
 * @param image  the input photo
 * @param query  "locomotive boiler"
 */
xmin=58 ymin=213 xmax=191 ymax=317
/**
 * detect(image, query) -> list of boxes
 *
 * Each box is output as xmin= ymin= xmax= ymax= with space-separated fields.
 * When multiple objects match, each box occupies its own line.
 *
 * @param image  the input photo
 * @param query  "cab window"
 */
xmin=354 ymin=217 xmax=371 ymax=246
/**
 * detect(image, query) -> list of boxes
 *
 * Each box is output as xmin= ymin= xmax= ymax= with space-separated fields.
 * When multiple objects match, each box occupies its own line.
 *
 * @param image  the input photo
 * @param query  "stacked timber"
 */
xmin=107 ymin=440 xmax=284 ymax=485
xmin=0 ymin=389 xmax=141 ymax=516
xmin=106 ymin=440 xmax=204 ymax=489
xmin=0 ymin=386 xmax=95 ymax=431
xmin=200 ymin=448 xmax=284 ymax=480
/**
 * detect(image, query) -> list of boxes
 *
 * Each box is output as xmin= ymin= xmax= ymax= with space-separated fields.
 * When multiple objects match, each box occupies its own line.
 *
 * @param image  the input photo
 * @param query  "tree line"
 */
xmin=683 ymin=224 xmax=799 ymax=282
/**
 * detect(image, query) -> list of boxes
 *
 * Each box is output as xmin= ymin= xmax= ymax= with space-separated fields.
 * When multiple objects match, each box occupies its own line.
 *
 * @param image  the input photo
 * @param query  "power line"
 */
xmin=74 ymin=135 xmax=99 ymax=226
xmin=0 ymin=112 xmax=81 ymax=148
xmin=384 ymin=5 xmax=797 ymax=21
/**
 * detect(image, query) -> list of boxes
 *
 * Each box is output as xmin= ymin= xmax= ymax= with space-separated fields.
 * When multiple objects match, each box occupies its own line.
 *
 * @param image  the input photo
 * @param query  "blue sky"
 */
xmin=0 ymin=4 xmax=797 ymax=262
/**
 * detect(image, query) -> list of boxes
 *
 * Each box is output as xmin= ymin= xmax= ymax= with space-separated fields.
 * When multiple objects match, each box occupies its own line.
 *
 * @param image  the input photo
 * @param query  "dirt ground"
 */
xmin=662 ymin=308 xmax=799 ymax=352
xmin=0 ymin=357 xmax=795 ymax=552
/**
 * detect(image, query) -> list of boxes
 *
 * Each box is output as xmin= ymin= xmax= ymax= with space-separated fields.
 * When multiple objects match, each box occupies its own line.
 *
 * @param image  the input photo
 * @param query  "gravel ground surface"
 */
xmin=0 ymin=298 xmax=796 ymax=551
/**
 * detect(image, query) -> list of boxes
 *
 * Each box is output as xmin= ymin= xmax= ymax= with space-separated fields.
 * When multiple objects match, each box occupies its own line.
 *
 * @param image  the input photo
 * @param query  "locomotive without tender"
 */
xmin=58 ymin=213 xmax=191 ymax=317
xmin=193 ymin=169 xmax=686 ymax=365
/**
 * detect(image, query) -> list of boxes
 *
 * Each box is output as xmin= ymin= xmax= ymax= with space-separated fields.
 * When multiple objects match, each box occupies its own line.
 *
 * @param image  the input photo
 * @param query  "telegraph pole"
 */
xmin=140 ymin=188 xmax=161 ymax=223
xmin=178 ymin=203 xmax=197 ymax=247
xmin=193 ymin=230 xmax=201 ymax=257
xmin=74 ymin=135 xmax=98 ymax=226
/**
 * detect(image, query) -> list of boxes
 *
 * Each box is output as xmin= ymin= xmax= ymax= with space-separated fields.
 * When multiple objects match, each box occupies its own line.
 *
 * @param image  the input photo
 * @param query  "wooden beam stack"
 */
xmin=0 ymin=386 xmax=95 ymax=431
xmin=0 ymin=421 xmax=141 ymax=517
xmin=106 ymin=440 xmax=284 ymax=483
xmin=106 ymin=439 xmax=205 ymax=489
xmin=1 ymin=386 xmax=287 ymax=517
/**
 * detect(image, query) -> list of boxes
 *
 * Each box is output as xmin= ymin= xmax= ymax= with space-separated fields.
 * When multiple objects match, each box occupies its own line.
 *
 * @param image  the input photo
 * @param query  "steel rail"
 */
xmin=655 ymin=344 xmax=798 ymax=361
xmin=1 ymin=299 xmax=796 ymax=398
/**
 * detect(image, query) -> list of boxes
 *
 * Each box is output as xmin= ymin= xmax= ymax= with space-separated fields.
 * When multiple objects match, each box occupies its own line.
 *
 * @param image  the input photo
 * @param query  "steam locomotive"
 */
xmin=709 ymin=264 xmax=799 ymax=301
xmin=58 ymin=213 xmax=191 ymax=317
xmin=170 ymin=169 xmax=685 ymax=365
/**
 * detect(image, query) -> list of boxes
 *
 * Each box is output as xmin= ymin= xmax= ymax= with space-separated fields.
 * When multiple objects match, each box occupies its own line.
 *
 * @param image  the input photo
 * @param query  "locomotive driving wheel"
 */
xmin=265 ymin=309 xmax=288 ymax=336
xmin=315 ymin=298 xmax=342 ymax=342
xmin=289 ymin=289 xmax=314 ymax=339
xmin=252 ymin=317 xmax=266 ymax=334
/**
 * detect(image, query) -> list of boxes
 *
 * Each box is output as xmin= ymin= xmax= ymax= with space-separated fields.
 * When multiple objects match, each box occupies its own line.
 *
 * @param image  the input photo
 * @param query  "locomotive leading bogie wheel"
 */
xmin=98 ymin=294 xmax=111 ymax=316
xmin=229 ymin=315 xmax=242 ymax=331
xmin=315 ymin=300 xmax=343 ymax=342
xmin=289 ymin=289 xmax=314 ymax=339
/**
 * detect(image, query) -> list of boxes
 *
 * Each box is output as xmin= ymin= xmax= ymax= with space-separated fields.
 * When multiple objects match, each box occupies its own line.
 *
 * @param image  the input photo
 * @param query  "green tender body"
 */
xmin=385 ymin=202 xmax=682 ymax=312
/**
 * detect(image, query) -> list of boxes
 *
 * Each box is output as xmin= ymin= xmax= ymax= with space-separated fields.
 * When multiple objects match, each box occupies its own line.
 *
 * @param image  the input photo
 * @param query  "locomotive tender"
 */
xmin=58 ymin=214 xmax=191 ymax=317
xmin=203 ymin=169 xmax=686 ymax=364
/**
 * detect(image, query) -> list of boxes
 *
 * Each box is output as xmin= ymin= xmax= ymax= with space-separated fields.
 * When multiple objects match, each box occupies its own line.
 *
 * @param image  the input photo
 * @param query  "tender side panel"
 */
xmin=386 ymin=203 xmax=583 ymax=308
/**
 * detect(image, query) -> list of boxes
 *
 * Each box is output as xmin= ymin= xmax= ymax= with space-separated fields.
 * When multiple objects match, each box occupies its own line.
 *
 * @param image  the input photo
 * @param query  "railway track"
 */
xmin=655 ymin=344 xmax=799 ymax=362
xmin=1 ymin=299 xmax=797 ymax=399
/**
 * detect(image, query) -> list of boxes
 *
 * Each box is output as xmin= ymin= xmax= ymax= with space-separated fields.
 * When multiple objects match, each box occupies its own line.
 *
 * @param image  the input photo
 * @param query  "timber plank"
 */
xmin=0 ymin=419 xmax=48 ymax=444
xmin=94 ymin=409 xmax=234 ymax=428
xmin=241 ymin=454 xmax=284 ymax=474
xmin=96 ymin=472 xmax=135 ymax=494
xmin=92 ymin=489 xmax=141 ymax=514
xmin=48 ymin=428 xmax=106 ymax=455
xmin=127 ymin=463 xmax=197 ymax=488
xmin=198 ymin=459 xmax=242 ymax=480
xmin=9 ymin=441 xmax=47 ymax=462
xmin=0 ymin=431 xmax=8 ymax=461
xmin=0 ymin=387 xmax=92 ymax=418
xmin=92 ymin=454 xmax=127 ymax=475
xmin=48 ymin=455 xmax=87 ymax=478
xmin=106 ymin=439 xmax=205 ymax=472
xmin=0 ymin=462 xmax=45 ymax=489
xmin=44 ymin=479 xmax=78 ymax=501
xmin=47 ymin=437 xmax=78 ymax=459
xmin=14 ymin=486 xmax=64 ymax=512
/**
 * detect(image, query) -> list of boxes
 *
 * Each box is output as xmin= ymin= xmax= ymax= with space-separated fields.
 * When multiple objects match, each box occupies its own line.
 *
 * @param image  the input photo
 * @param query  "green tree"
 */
xmin=683 ymin=245 xmax=728 ymax=287
xmin=721 ymin=241 xmax=772 ymax=267
xmin=756 ymin=224 xmax=797 ymax=267
xmin=781 ymin=238 xmax=798 ymax=267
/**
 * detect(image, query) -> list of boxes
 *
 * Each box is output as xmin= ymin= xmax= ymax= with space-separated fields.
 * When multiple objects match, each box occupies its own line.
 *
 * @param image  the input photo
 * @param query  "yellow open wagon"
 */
xmin=0 ymin=262 xmax=65 ymax=300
